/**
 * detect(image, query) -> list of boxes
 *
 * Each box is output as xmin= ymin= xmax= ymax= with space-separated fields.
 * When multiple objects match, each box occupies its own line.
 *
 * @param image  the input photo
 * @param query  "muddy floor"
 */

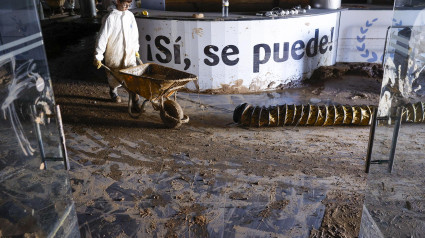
xmin=362 ymin=122 xmax=425 ymax=238
xmin=44 ymin=18 xmax=387 ymax=237
xmin=53 ymin=79 xmax=375 ymax=237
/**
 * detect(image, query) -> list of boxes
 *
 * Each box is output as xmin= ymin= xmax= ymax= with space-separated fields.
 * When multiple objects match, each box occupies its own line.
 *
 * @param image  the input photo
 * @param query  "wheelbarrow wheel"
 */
xmin=160 ymin=100 xmax=186 ymax=129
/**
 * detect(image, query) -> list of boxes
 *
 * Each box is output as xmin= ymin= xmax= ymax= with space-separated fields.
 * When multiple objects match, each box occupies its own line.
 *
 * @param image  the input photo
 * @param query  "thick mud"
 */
xmin=45 ymin=19 xmax=388 ymax=237
xmin=50 ymin=76 xmax=377 ymax=237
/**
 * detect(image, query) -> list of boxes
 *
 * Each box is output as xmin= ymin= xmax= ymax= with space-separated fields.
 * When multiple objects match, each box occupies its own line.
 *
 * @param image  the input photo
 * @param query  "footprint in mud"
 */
xmin=108 ymin=164 xmax=122 ymax=181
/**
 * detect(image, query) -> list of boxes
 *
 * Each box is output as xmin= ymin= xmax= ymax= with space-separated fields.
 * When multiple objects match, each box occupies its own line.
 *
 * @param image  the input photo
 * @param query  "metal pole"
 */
xmin=38 ymin=0 xmax=45 ymax=20
xmin=365 ymin=107 xmax=378 ymax=173
xmin=388 ymin=107 xmax=402 ymax=173
xmin=56 ymin=105 xmax=70 ymax=170
xmin=80 ymin=0 xmax=96 ymax=18
xmin=32 ymin=105 xmax=47 ymax=169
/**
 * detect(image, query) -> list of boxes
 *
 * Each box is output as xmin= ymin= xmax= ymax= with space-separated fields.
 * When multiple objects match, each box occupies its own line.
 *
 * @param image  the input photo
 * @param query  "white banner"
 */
xmin=136 ymin=13 xmax=339 ymax=92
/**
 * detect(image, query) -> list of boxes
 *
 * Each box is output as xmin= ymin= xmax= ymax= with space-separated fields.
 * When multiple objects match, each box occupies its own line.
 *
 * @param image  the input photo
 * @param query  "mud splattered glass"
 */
xmin=361 ymin=1 xmax=425 ymax=237
xmin=0 ymin=0 xmax=79 ymax=236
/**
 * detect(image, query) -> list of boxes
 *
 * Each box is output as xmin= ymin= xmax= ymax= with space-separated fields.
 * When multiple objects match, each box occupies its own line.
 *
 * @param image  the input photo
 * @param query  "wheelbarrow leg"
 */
xmin=128 ymin=92 xmax=147 ymax=119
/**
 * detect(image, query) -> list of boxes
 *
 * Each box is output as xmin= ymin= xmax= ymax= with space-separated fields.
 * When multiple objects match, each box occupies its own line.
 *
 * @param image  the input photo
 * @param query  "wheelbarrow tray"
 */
xmin=118 ymin=63 xmax=197 ymax=101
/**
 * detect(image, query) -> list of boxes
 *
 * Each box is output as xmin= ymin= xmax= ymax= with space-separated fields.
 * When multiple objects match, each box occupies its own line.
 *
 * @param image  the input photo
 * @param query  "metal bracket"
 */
xmin=32 ymin=104 xmax=70 ymax=170
xmin=365 ymin=107 xmax=402 ymax=173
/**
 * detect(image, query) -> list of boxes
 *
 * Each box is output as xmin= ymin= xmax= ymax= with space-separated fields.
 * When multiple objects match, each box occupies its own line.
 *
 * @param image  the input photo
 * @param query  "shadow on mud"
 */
xmin=62 ymin=114 xmax=166 ymax=129
xmin=57 ymin=94 xmax=113 ymax=103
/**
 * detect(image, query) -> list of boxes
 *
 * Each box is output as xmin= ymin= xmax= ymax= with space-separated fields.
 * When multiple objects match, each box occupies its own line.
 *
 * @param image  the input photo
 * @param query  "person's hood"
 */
xmin=107 ymin=4 xmax=129 ymax=14
xmin=107 ymin=4 xmax=117 ymax=12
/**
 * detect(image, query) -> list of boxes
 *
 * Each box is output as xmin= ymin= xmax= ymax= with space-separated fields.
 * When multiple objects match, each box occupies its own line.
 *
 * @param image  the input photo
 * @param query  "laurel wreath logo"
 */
xmin=356 ymin=18 xmax=380 ymax=62
xmin=357 ymin=18 xmax=403 ymax=63
xmin=392 ymin=18 xmax=403 ymax=27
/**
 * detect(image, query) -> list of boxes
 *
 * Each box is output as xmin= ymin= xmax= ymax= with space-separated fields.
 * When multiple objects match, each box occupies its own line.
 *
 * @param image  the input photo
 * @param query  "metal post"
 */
xmin=365 ymin=107 xmax=378 ymax=173
xmin=388 ymin=107 xmax=402 ymax=173
xmin=56 ymin=105 xmax=70 ymax=170
xmin=32 ymin=105 xmax=47 ymax=169
xmin=80 ymin=0 xmax=96 ymax=18
xmin=38 ymin=0 xmax=45 ymax=20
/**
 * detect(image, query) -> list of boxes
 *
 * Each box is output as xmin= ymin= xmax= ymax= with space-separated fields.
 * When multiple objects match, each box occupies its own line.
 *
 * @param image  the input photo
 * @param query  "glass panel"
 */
xmin=361 ymin=1 xmax=425 ymax=236
xmin=0 ymin=0 xmax=79 ymax=236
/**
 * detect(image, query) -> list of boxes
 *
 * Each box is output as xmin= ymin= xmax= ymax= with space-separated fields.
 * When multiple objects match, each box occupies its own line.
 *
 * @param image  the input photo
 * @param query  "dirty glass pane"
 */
xmin=0 ymin=0 xmax=79 ymax=237
xmin=361 ymin=1 xmax=425 ymax=237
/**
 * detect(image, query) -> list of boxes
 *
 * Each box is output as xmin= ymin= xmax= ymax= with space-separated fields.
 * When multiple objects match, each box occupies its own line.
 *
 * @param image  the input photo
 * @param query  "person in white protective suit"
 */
xmin=93 ymin=0 xmax=140 ymax=105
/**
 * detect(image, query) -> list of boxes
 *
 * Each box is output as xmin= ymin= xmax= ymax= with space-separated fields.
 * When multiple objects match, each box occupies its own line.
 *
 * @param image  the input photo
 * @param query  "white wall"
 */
xmin=135 ymin=9 xmax=424 ymax=92
xmin=337 ymin=10 xmax=421 ymax=63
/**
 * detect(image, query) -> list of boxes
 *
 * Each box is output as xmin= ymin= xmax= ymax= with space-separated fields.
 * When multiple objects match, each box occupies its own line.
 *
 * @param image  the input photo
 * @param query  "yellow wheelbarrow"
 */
xmin=101 ymin=62 xmax=197 ymax=128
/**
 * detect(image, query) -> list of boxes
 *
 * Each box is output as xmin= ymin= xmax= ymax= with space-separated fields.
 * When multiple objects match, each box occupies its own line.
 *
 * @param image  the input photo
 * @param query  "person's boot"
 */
xmin=109 ymin=88 xmax=121 ymax=103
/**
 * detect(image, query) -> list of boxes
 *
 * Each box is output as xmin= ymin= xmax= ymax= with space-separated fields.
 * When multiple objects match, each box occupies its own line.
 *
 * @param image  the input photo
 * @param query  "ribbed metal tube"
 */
xmin=233 ymin=102 xmax=425 ymax=127
xmin=401 ymin=102 xmax=425 ymax=123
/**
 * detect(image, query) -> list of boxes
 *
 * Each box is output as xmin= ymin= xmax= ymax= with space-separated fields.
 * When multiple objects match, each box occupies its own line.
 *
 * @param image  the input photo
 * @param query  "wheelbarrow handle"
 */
xmin=100 ymin=63 xmax=126 ymax=89
xmin=100 ymin=63 xmax=113 ymax=73
xmin=100 ymin=63 xmax=122 ymax=83
xmin=101 ymin=58 xmax=142 ymax=73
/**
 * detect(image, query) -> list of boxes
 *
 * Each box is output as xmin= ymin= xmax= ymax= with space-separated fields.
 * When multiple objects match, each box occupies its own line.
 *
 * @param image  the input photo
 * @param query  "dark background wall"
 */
xmin=164 ymin=0 xmax=393 ymax=12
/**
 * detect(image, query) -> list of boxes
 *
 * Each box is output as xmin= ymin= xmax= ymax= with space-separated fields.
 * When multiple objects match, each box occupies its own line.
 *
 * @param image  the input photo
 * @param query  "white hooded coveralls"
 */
xmin=95 ymin=6 xmax=140 ymax=90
